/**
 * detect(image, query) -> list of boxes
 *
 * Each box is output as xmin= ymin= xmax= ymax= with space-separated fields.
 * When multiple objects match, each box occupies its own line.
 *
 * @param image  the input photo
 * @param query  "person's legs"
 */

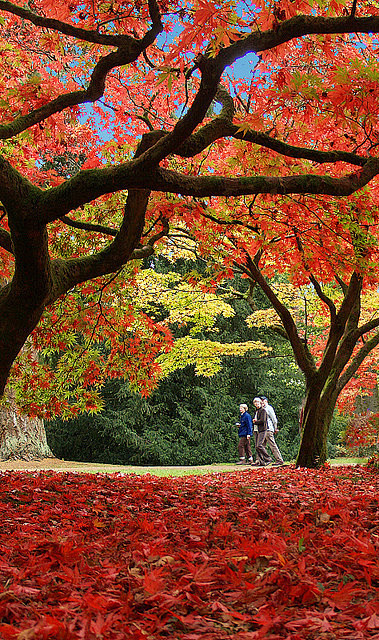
xmin=237 ymin=437 xmax=247 ymax=463
xmin=256 ymin=431 xmax=271 ymax=465
xmin=265 ymin=431 xmax=284 ymax=464
xmin=245 ymin=437 xmax=253 ymax=462
xmin=251 ymin=431 xmax=260 ymax=464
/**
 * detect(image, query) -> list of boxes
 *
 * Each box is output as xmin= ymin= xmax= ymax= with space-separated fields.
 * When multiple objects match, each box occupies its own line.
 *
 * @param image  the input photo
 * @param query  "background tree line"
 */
xmin=46 ymin=258 xmax=347 ymax=465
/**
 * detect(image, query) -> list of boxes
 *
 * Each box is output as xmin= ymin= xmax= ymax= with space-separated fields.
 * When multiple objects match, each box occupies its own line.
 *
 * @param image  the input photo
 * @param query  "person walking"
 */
xmin=252 ymin=397 xmax=271 ymax=466
xmin=260 ymin=396 xmax=284 ymax=466
xmin=235 ymin=403 xmax=253 ymax=464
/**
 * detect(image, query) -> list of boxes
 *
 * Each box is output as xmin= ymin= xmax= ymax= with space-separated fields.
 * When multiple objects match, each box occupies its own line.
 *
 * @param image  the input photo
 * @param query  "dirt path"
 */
xmin=0 ymin=457 xmax=247 ymax=476
xmin=0 ymin=457 xmax=363 ymax=476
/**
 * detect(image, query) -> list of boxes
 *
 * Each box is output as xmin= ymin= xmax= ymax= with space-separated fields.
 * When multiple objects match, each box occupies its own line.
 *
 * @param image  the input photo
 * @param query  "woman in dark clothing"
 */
xmin=252 ymin=397 xmax=271 ymax=466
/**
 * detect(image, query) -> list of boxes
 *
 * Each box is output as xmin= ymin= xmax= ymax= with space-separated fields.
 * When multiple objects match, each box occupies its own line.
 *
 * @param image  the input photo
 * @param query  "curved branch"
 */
xmin=293 ymin=227 xmax=337 ymax=321
xmin=60 ymin=203 xmax=169 ymax=256
xmin=237 ymin=250 xmax=317 ymax=379
xmin=131 ymin=217 xmax=169 ymax=259
xmin=60 ymin=215 xmax=117 ymax=237
xmin=0 ymin=47 xmax=150 ymax=139
xmin=335 ymin=272 xmax=363 ymax=331
xmin=217 ymin=15 xmax=379 ymax=67
xmin=39 ymin=156 xmax=379 ymax=226
xmin=133 ymin=70 xmax=225 ymax=167
xmin=336 ymin=329 xmax=379 ymax=394
xmin=335 ymin=275 xmax=348 ymax=294
xmin=357 ymin=316 xmax=379 ymax=338
xmin=138 ymin=117 xmax=367 ymax=166
xmin=232 ymin=128 xmax=366 ymax=167
xmin=317 ymin=272 xmax=362 ymax=385
xmin=142 ymin=159 xmax=379 ymax=198
xmin=0 ymin=155 xmax=42 ymax=215
xmin=0 ymin=0 xmax=163 ymax=139
xmin=197 ymin=207 xmax=259 ymax=232
xmin=309 ymin=275 xmax=337 ymax=320
xmin=49 ymin=189 xmax=150 ymax=302
xmin=46 ymin=123 xmax=169 ymax=300
xmin=0 ymin=0 xmax=162 ymax=47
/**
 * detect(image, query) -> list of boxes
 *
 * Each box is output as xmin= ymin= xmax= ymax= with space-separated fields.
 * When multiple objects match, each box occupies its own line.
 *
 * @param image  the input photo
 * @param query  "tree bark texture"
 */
xmin=296 ymin=387 xmax=337 ymax=467
xmin=0 ymin=390 xmax=53 ymax=460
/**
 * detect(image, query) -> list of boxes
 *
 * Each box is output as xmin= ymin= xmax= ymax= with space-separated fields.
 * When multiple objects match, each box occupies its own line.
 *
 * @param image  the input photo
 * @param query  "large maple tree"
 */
xmin=1 ymin=0 xmax=379 ymax=465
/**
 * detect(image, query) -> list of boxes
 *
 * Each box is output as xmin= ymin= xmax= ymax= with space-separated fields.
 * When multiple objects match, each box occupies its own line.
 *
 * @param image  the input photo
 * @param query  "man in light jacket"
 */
xmin=260 ymin=396 xmax=284 ymax=466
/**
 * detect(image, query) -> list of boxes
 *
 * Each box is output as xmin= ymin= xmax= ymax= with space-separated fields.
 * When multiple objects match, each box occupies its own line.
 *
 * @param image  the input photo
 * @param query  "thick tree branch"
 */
xmin=317 ymin=272 xmax=362 ymax=384
xmin=0 ymin=47 xmax=152 ymax=140
xmin=46 ymin=127 xmax=170 ymax=300
xmin=153 ymin=158 xmax=379 ymax=197
xmin=0 ymin=156 xmax=43 ymax=216
xmin=0 ymin=0 xmax=162 ymax=47
xmin=139 ymin=117 xmax=367 ymax=166
xmin=322 ymin=278 xmax=363 ymax=388
xmin=218 ymin=15 xmax=379 ymax=67
xmin=49 ymin=189 xmax=150 ymax=301
xmin=39 ymin=157 xmax=379 ymax=226
xmin=232 ymin=128 xmax=366 ymax=167
xmin=335 ymin=272 xmax=363 ymax=332
xmin=132 ymin=64 xmax=226 ymax=167
xmin=147 ymin=159 xmax=379 ymax=198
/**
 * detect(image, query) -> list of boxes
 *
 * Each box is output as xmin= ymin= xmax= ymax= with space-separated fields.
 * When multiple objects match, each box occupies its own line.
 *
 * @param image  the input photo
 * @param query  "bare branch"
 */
xmin=309 ymin=274 xmax=336 ymax=321
xmin=131 ymin=217 xmax=169 ymax=259
xmin=335 ymin=275 xmax=348 ymax=294
xmin=60 ymin=215 xmax=117 ymax=237
xmin=0 ymin=46 xmax=149 ymax=140
xmin=236 ymin=249 xmax=317 ymax=378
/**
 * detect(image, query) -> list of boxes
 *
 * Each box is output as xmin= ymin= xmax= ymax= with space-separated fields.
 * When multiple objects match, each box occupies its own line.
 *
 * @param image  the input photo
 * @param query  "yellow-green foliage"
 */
xmin=156 ymin=336 xmax=271 ymax=378
xmin=135 ymin=269 xmax=235 ymax=334
xmin=246 ymin=282 xmax=325 ymax=331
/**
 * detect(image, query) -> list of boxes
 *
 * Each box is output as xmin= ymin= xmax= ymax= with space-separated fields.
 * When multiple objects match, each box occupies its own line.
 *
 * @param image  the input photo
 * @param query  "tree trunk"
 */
xmin=0 ymin=389 xmax=54 ymax=461
xmin=296 ymin=387 xmax=337 ymax=468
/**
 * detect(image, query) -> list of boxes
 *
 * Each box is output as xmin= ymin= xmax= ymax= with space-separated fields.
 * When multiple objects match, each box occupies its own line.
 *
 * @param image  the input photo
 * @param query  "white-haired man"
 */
xmin=252 ymin=397 xmax=271 ymax=466
xmin=260 ymin=396 xmax=284 ymax=466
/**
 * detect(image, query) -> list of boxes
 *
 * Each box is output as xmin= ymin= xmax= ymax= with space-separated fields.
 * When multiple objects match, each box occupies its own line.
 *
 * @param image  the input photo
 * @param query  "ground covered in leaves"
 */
xmin=0 ymin=466 xmax=378 ymax=640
